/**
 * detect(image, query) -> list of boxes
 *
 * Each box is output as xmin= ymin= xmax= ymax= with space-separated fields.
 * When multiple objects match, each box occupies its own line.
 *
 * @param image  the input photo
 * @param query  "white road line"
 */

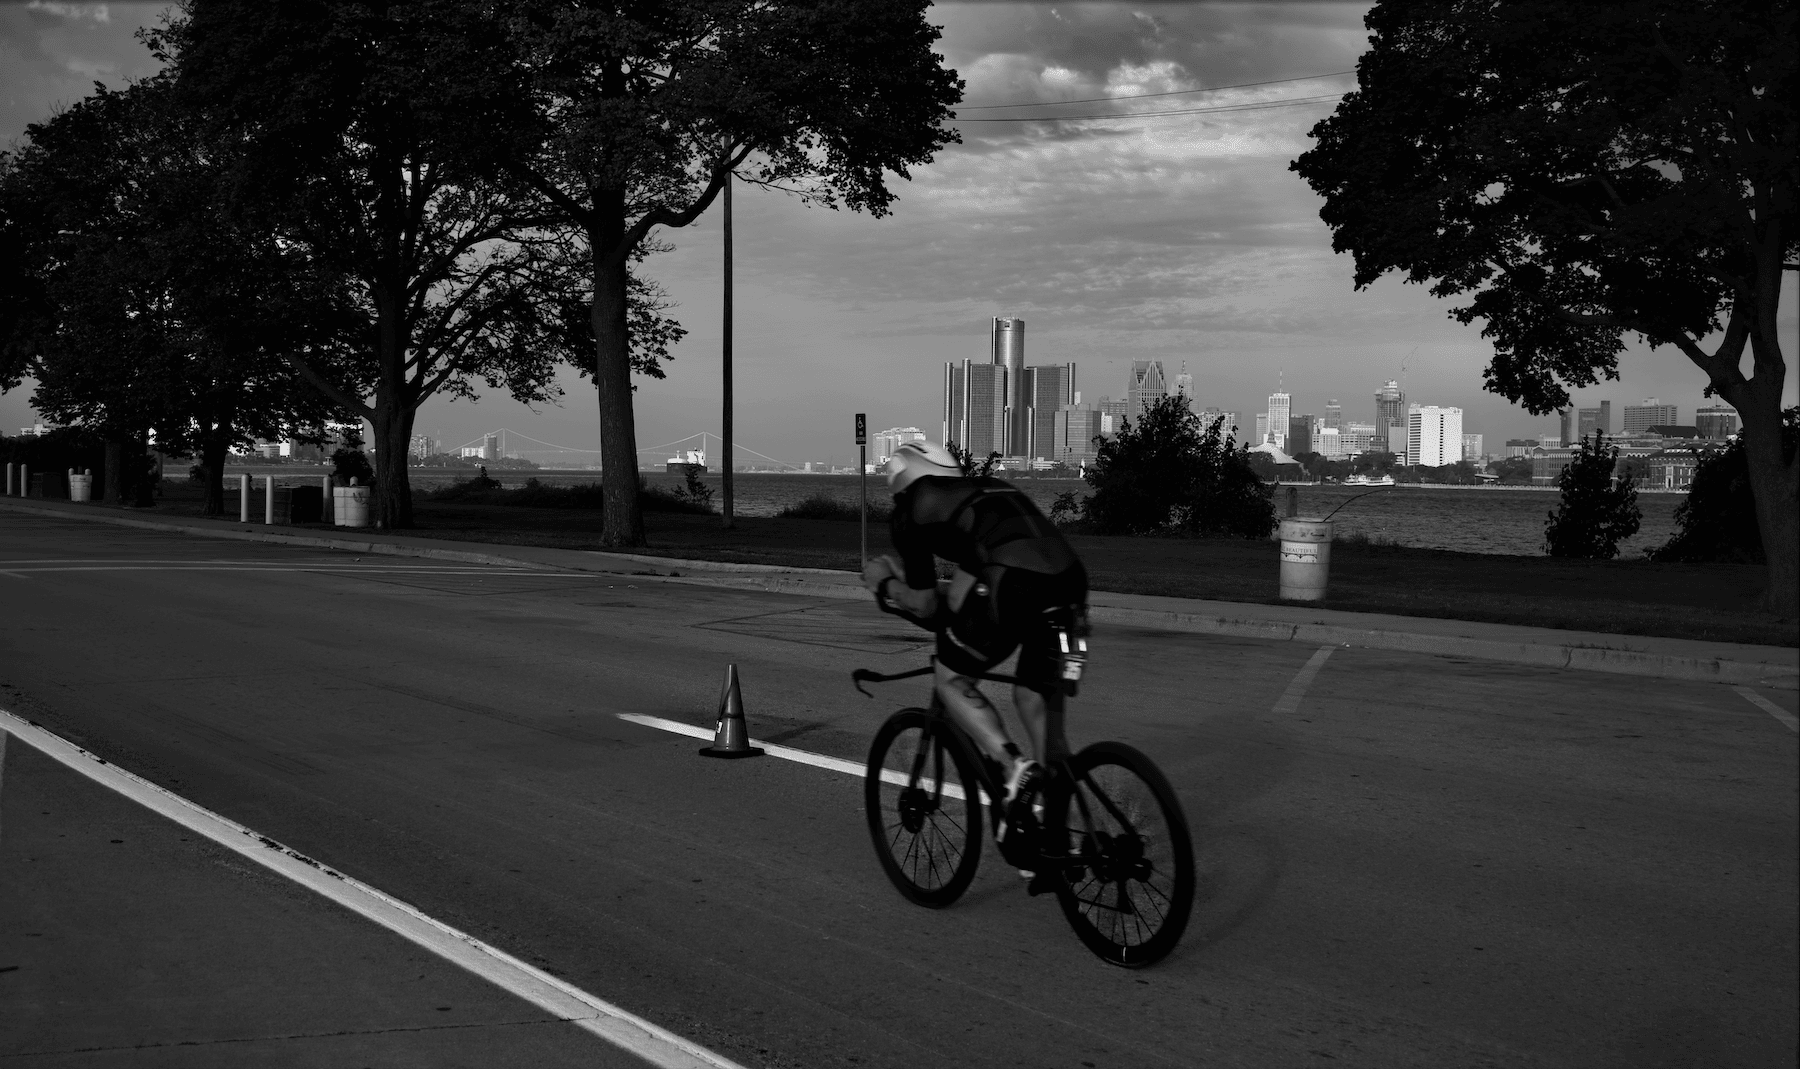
xmin=1270 ymin=644 xmax=1337 ymax=717
xmin=0 ymin=709 xmax=745 ymax=1069
xmin=617 ymin=713 xmax=969 ymax=801
xmin=1733 ymin=686 xmax=1799 ymax=733
xmin=0 ymin=566 xmax=585 ymax=576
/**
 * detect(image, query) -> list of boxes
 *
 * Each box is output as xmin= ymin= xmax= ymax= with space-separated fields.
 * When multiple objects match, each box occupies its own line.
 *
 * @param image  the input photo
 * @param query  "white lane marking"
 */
xmin=0 ymin=565 xmax=584 ymax=575
xmin=1733 ymin=686 xmax=1799 ymax=733
xmin=0 ymin=570 xmax=30 ymax=580
xmin=1270 ymin=644 xmax=1337 ymax=717
xmin=0 ymin=709 xmax=745 ymax=1069
xmin=618 ymin=713 xmax=969 ymax=801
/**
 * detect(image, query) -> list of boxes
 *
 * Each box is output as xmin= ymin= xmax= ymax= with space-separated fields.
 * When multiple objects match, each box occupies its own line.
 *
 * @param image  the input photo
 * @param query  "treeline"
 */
xmin=0 ymin=0 xmax=961 ymax=534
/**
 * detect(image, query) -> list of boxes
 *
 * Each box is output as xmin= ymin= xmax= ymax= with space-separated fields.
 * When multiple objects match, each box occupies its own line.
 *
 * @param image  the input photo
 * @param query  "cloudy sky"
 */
xmin=4 ymin=1 xmax=1793 ymax=467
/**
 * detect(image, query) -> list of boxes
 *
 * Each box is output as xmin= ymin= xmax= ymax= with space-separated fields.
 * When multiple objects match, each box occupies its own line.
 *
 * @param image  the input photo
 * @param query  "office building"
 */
xmin=483 ymin=434 xmax=500 ymax=461
xmin=1577 ymin=401 xmax=1611 ymax=439
xmin=1462 ymin=433 xmax=1483 ymax=462
xmin=992 ymin=317 xmax=1027 ymax=455
xmin=1197 ymin=408 xmax=1239 ymax=443
xmin=1128 ymin=361 xmax=1169 ymax=417
xmin=1098 ymin=398 xmax=1131 ymax=436
xmin=1325 ymin=399 xmax=1342 ymax=430
xmin=1406 ymin=405 xmax=1464 ymax=467
xmin=942 ymin=360 xmax=1008 ymax=457
xmin=1267 ymin=391 xmax=1291 ymax=449
xmin=872 ymin=427 xmax=926 ymax=466
xmin=1289 ymin=414 xmax=1316 ymax=455
xmin=1173 ymin=362 xmax=1194 ymax=409
xmin=408 ymin=435 xmax=435 ymax=462
xmin=1024 ymin=364 xmax=1077 ymax=460
xmin=1504 ymin=438 xmax=1536 ymax=458
xmin=1340 ymin=421 xmax=1376 ymax=457
xmin=1696 ymin=404 xmax=1740 ymax=439
xmin=1647 ymin=444 xmax=1716 ymax=490
xmin=1374 ymin=380 xmax=1405 ymax=453
xmin=1315 ymin=426 xmax=1344 ymax=458
xmin=1053 ymin=405 xmax=1103 ymax=465
xmin=1255 ymin=414 xmax=1269 ymax=445
xmin=1624 ymin=398 xmax=1678 ymax=433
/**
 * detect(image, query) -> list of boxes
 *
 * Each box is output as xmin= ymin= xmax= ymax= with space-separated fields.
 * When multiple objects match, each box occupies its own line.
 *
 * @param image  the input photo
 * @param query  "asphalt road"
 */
xmin=0 ymin=510 xmax=1794 ymax=1068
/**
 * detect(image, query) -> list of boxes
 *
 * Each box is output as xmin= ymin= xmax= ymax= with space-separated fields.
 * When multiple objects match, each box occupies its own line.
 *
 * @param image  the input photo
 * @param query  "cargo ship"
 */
xmin=666 ymin=449 xmax=707 ymax=475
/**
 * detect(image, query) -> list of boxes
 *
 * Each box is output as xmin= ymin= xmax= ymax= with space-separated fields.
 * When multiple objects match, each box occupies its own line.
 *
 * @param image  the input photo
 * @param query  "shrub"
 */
xmin=1069 ymin=397 xmax=1275 ymax=538
xmin=945 ymin=441 xmax=1001 ymax=477
xmin=776 ymin=491 xmax=892 ymax=522
xmin=1544 ymin=432 xmax=1640 ymax=558
xmin=1651 ymin=407 xmax=1798 ymax=563
xmin=419 ymin=476 xmax=712 ymax=514
xmin=331 ymin=447 xmax=375 ymax=487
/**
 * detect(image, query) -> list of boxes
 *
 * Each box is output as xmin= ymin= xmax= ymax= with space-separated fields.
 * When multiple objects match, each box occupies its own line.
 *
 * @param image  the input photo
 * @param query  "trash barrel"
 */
xmin=69 ymin=473 xmax=93 ymax=502
xmin=289 ymin=485 xmax=323 ymax=524
xmin=1278 ymin=516 xmax=1333 ymax=601
xmin=334 ymin=485 xmax=371 ymax=528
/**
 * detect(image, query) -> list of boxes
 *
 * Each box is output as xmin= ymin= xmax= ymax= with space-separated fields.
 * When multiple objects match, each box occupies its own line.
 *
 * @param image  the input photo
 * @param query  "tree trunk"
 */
xmin=103 ymin=438 xmax=126 ymax=505
xmin=126 ymin=434 xmax=153 ymax=507
xmin=372 ymin=401 xmax=415 ymax=528
xmin=592 ymin=202 xmax=644 ymax=547
xmin=199 ymin=434 xmax=230 ymax=516
xmin=1721 ymin=365 xmax=1797 ymax=620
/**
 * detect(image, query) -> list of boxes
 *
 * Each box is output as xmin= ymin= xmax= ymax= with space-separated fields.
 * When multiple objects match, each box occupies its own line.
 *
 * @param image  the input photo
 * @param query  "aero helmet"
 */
xmin=886 ymin=440 xmax=961 ymax=493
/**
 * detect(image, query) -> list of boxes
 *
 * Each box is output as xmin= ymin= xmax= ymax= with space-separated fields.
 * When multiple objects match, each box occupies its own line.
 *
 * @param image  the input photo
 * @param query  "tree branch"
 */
xmin=282 ymin=351 xmax=371 ymax=419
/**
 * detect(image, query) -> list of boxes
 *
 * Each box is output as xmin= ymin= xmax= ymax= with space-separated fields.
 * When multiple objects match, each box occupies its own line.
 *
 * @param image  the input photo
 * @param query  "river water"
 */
xmin=439 ymin=469 xmax=1681 ymax=558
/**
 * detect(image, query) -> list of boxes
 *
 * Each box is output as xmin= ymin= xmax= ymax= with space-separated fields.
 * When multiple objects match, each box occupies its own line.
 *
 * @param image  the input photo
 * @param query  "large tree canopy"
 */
xmin=1292 ymin=0 xmax=1798 ymax=614
xmin=499 ymin=0 xmax=963 ymax=544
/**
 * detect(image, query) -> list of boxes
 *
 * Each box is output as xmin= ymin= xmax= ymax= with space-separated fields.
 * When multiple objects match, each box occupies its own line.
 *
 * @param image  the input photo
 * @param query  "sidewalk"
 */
xmin=4 ymin=497 xmax=1794 ymax=690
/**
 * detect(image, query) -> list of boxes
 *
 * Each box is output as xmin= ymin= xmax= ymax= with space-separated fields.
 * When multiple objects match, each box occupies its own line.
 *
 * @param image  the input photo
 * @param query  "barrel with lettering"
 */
xmin=1278 ymin=517 xmax=1333 ymax=601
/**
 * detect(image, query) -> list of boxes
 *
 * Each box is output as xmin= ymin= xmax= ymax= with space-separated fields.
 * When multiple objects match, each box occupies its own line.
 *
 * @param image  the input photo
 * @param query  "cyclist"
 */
xmin=861 ymin=440 xmax=1088 ymax=865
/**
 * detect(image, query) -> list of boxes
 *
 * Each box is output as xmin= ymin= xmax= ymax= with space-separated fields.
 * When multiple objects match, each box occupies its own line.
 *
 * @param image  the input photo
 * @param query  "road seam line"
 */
xmin=1732 ymin=686 xmax=1798 ymax=733
xmin=1271 ymin=645 xmax=1337 ymax=717
xmin=617 ymin=714 xmax=968 ymax=801
xmin=0 ymin=709 xmax=746 ymax=1069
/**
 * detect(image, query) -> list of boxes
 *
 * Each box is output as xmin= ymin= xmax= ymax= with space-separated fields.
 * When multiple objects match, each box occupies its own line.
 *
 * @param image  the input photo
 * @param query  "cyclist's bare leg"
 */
xmin=1012 ymin=685 xmax=1068 ymax=764
xmin=933 ymin=660 xmax=1014 ymax=766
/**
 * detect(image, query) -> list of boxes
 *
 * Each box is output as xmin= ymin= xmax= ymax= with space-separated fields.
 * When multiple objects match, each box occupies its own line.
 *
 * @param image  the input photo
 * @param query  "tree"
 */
xmin=1653 ymin=405 xmax=1799 ymax=562
xmin=1545 ymin=432 xmax=1642 ymax=558
xmin=163 ymin=0 xmax=643 ymax=528
xmin=500 ymin=0 xmax=963 ymax=545
xmin=1293 ymin=0 xmax=1798 ymax=613
xmin=0 ymin=76 xmax=344 ymax=512
xmin=1075 ymin=398 xmax=1275 ymax=537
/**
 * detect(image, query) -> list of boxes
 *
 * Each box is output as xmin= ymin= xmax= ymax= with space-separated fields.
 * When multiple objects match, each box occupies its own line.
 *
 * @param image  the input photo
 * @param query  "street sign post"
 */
xmin=856 ymin=414 xmax=868 ymax=563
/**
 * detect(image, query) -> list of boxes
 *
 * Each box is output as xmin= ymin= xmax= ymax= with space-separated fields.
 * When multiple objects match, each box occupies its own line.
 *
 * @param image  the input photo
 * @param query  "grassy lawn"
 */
xmin=136 ymin=482 xmax=1792 ymax=647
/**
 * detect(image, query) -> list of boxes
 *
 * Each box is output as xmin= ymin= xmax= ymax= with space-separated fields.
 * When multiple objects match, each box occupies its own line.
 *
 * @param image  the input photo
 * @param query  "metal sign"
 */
xmin=854 ymin=413 xmax=866 ymax=445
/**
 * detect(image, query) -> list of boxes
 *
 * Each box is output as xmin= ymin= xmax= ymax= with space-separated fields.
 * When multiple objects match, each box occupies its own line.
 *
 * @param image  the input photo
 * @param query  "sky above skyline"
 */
xmin=3 ymin=1 xmax=1794 ymax=467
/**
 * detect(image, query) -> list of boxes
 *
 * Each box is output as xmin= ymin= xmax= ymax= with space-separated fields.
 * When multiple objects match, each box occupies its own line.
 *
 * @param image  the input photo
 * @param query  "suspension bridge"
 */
xmin=441 ymin=429 xmax=802 ymax=471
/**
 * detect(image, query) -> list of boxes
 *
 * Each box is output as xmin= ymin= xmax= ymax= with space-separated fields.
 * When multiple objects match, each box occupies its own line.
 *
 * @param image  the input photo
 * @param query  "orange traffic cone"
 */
xmin=699 ymin=664 xmax=764 ymax=759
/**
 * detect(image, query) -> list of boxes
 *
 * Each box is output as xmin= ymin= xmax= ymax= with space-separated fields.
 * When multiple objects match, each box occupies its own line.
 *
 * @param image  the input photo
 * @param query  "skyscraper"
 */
xmin=1267 ymin=390 xmax=1291 ymax=449
xmin=1559 ymin=408 xmax=1578 ymax=446
xmin=992 ymin=317 xmax=1027 ymax=455
xmin=1374 ymin=380 xmax=1405 ymax=453
xmin=1024 ymin=363 xmax=1076 ymax=460
xmin=943 ymin=360 xmax=1007 ymax=458
xmin=1173 ymin=361 xmax=1194 ymax=408
xmin=1289 ymin=414 xmax=1315 ymax=455
xmin=1053 ymin=405 xmax=1102 ymax=466
xmin=1325 ymin=399 xmax=1342 ymax=430
xmin=1128 ymin=361 xmax=1168 ymax=416
xmin=1407 ymin=405 xmax=1464 ymax=467
xmin=1623 ymin=398 xmax=1679 ymax=432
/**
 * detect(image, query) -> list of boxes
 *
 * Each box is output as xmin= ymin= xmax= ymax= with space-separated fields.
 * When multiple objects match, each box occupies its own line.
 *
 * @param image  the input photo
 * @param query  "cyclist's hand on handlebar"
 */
xmin=861 ymin=555 xmax=898 ymax=594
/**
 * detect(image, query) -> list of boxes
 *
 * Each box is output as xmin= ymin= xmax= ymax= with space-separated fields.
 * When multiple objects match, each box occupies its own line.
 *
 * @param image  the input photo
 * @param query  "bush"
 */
xmin=776 ymin=491 xmax=892 ymax=522
xmin=331 ymin=447 xmax=375 ymax=487
xmin=1544 ymin=432 xmax=1640 ymax=558
xmin=1067 ymin=397 xmax=1275 ymax=537
xmin=1651 ymin=407 xmax=1798 ymax=563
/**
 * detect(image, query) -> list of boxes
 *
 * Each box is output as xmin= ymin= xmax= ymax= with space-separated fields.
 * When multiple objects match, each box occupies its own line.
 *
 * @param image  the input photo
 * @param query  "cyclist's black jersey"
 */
xmin=890 ymin=475 xmax=1080 ymax=588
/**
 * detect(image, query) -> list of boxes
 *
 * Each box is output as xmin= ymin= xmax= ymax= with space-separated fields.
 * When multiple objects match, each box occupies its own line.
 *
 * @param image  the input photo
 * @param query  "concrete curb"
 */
xmin=4 ymin=498 xmax=1794 ymax=690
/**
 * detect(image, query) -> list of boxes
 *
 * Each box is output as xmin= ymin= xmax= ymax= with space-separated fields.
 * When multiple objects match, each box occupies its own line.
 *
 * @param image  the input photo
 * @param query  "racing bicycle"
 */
xmin=852 ymin=657 xmax=1195 ymax=968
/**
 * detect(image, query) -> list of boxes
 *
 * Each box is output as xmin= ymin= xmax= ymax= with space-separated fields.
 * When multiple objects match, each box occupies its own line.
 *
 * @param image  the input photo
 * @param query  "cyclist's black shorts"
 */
xmin=936 ymin=562 xmax=1088 ymax=695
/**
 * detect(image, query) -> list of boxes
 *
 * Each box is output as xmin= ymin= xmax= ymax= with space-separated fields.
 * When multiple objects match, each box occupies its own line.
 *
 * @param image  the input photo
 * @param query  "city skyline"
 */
xmin=2 ymin=3 xmax=1793 ymax=469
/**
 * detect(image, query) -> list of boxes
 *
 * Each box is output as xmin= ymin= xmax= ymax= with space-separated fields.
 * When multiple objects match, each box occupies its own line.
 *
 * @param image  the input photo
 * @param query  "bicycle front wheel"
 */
xmin=864 ymin=708 xmax=984 ymax=908
xmin=1046 ymin=741 xmax=1195 ymax=967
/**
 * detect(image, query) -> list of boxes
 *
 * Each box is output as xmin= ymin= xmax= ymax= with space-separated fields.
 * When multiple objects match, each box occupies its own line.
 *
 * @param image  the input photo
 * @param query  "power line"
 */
xmin=949 ymin=93 xmax=1345 ymax=123
xmin=956 ymin=70 xmax=1354 ymax=111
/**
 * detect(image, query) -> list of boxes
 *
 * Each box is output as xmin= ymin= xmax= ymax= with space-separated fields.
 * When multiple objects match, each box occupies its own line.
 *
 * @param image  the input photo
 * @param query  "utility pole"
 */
xmin=721 ymin=169 xmax=735 ymax=528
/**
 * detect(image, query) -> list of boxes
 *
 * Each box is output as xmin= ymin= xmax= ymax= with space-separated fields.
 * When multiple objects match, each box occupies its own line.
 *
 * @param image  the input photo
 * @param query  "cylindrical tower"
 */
xmin=992 ymin=316 xmax=1026 ymax=456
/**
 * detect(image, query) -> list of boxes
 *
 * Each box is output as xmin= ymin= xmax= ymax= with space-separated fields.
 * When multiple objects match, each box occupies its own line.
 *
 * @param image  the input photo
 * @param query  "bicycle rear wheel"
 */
xmin=864 ymin=708 xmax=984 ymax=908
xmin=1046 ymin=741 xmax=1195 ymax=967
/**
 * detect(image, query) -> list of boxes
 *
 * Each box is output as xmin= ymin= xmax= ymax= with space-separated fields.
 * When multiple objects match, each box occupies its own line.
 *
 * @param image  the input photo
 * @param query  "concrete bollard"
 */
xmin=5 ymin=462 xmax=12 ymax=495
xmin=1278 ymin=516 xmax=1334 ymax=601
xmin=239 ymin=474 xmax=250 ymax=523
xmin=321 ymin=473 xmax=333 ymax=524
xmin=21 ymin=464 xmax=28 ymax=497
xmin=264 ymin=475 xmax=275 ymax=524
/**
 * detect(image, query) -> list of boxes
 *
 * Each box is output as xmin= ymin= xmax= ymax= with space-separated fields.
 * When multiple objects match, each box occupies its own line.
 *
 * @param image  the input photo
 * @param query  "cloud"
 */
xmin=26 ymin=2 xmax=111 ymax=22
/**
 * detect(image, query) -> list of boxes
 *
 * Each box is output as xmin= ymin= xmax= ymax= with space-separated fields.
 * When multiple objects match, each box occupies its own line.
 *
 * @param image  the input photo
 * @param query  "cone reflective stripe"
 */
xmin=699 ymin=663 xmax=764 ymax=759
